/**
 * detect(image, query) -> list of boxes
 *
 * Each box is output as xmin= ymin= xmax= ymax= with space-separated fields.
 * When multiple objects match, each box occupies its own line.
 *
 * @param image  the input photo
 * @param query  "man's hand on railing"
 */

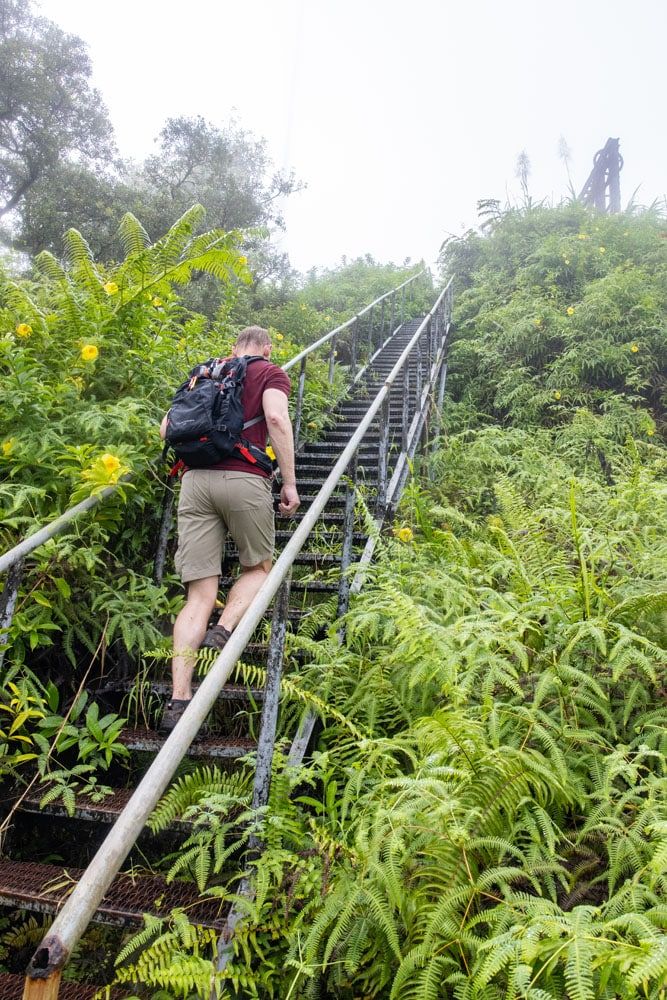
xmin=279 ymin=483 xmax=300 ymax=517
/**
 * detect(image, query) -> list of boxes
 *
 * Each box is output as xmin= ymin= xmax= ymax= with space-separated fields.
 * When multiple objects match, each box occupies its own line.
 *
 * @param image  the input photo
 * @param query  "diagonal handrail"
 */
xmin=23 ymin=277 xmax=452 ymax=996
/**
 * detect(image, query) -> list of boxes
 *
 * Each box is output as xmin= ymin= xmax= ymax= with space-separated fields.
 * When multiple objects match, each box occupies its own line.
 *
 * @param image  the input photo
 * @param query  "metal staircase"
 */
xmin=0 ymin=276 xmax=452 ymax=998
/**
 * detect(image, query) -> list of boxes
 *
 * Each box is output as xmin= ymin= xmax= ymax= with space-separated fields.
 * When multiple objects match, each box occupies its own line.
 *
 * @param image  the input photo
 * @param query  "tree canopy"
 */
xmin=0 ymin=0 xmax=113 ymax=226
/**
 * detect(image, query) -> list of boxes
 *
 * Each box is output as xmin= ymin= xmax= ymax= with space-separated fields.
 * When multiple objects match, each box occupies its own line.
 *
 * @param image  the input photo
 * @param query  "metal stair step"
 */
xmin=323 ymin=430 xmax=381 ymax=439
xmin=0 ymin=974 xmax=131 ymax=999
xmin=21 ymin=784 xmax=137 ymax=825
xmin=275 ymin=530 xmax=367 ymax=546
xmin=297 ymin=494 xmax=347 ymax=507
xmin=220 ymin=575 xmax=338 ymax=593
xmin=118 ymin=728 xmax=255 ymax=759
xmin=0 ymin=860 xmax=227 ymax=929
xmin=302 ymin=443 xmax=379 ymax=455
xmin=97 ymin=678 xmax=266 ymax=701
xmin=292 ymin=551 xmax=343 ymax=565
xmin=297 ymin=463 xmax=378 ymax=475
xmin=289 ymin=478 xmax=346 ymax=491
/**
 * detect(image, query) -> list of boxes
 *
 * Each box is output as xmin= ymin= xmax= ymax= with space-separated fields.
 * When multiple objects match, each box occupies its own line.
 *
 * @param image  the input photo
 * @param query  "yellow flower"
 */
xmin=300 ymin=303 xmax=306 ymax=311
xmin=274 ymin=333 xmax=284 ymax=341
xmin=307 ymin=421 xmax=317 ymax=429
xmin=396 ymin=526 xmax=413 ymax=543
xmin=630 ymin=343 xmax=639 ymax=353
xmin=238 ymin=256 xmax=248 ymax=266
xmin=534 ymin=318 xmax=543 ymax=328
xmin=152 ymin=297 xmax=163 ymax=308
xmin=2 ymin=439 xmax=15 ymax=456
xmin=553 ymin=390 xmax=562 ymax=400
xmin=103 ymin=281 xmax=119 ymax=295
xmin=599 ymin=247 xmax=606 ymax=254
xmin=566 ymin=306 xmax=575 ymax=316
xmin=578 ymin=234 xmax=588 ymax=240
xmin=647 ymin=428 xmax=655 ymax=437
xmin=80 ymin=344 xmax=99 ymax=362
xmin=15 ymin=323 xmax=32 ymax=338
xmin=564 ymin=259 xmax=570 ymax=265
xmin=101 ymin=453 xmax=121 ymax=475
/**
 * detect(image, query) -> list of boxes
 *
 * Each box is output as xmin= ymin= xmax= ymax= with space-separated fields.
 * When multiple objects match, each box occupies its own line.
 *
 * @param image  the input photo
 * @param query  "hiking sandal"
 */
xmin=200 ymin=624 xmax=232 ymax=651
xmin=159 ymin=698 xmax=191 ymax=734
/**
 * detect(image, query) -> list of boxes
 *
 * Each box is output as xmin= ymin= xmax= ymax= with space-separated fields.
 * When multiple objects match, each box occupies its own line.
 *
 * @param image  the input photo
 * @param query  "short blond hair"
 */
xmin=235 ymin=326 xmax=271 ymax=352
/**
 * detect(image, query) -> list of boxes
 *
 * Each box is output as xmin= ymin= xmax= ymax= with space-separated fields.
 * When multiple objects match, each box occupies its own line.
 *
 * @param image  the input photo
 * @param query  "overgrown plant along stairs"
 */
xmin=0 ymin=280 xmax=452 ymax=997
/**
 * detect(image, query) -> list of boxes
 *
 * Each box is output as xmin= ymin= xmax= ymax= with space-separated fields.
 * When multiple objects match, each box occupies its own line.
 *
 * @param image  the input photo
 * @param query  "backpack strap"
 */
xmin=237 ymin=355 xmax=268 ymax=431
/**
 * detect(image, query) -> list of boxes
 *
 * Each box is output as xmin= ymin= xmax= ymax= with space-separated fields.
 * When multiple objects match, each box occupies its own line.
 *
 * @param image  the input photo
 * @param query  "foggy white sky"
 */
xmin=38 ymin=0 xmax=667 ymax=273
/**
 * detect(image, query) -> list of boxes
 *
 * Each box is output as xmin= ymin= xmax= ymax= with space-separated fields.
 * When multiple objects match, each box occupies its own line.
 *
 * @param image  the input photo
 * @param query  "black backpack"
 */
xmin=165 ymin=355 xmax=272 ymax=473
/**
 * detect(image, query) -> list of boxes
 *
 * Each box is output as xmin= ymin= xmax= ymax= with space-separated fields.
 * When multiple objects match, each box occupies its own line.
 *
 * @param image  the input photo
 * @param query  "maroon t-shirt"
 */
xmin=212 ymin=357 xmax=291 ymax=478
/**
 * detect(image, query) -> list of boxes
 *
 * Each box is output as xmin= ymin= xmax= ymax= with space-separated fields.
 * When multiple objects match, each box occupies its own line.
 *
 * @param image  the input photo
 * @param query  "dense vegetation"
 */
xmin=0 ymin=204 xmax=421 ymax=794
xmin=1 ymin=193 xmax=665 ymax=997
xmin=108 ymin=204 xmax=666 ymax=999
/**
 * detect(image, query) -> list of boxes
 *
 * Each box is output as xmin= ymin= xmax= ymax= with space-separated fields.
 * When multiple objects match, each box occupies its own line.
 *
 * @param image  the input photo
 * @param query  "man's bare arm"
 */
xmin=262 ymin=387 xmax=300 ymax=515
xmin=159 ymin=414 xmax=168 ymax=440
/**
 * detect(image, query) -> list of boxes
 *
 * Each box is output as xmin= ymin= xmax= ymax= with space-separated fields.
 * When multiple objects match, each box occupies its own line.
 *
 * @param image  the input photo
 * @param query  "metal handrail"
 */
xmin=0 ymin=485 xmax=122 ymax=577
xmin=23 ymin=277 xmax=452 ymax=995
xmin=282 ymin=269 xmax=423 ymax=372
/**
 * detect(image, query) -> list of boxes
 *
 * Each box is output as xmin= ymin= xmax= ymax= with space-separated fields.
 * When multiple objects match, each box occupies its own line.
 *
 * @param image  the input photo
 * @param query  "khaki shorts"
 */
xmin=175 ymin=470 xmax=274 ymax=583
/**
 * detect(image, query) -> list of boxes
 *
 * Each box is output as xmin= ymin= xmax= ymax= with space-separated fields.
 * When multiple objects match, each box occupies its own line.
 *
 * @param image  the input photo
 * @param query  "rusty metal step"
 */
xmin=296 ymin=463 xmax=376 ymax=476
xmin=220 ymin=576 xmax=338 ymax=593
xmin=97 ymin=678 xmax=265 ymax=703
xmin=286 ymin=478 xmax=346 ymax=491
xmin=0 ymin=974 xmax=131 ymax=999
xmin=118 ymin=728 xmax=255 ymax=759
xmin=323 ymin=430 xmax=381 ymax=439
xmin=296 ymin=494 xmax=347 ymax=506
xmin=275 ymin=529 xmax=366 ymax=545
xmin=20 ymin=785 xmax=136 ymax=825
xmin=0 ymin=860 xmax=227 ymax=929
xmin=291 ymin=551 xmax=342 ymax=565
xmin=224 ymin=549 xmax=342 ymax=566
xmin=303 ymin=441 xmax=379 ymax=453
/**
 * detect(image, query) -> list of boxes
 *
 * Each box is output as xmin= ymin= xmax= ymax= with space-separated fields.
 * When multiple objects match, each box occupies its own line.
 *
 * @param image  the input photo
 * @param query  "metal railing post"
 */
xmin=390 ymin=291 xmax=396 ymax=333
xmin=23 ymin=971 xmax=62 ymax=999
xmin=400 ymin=285 xmax=405 ymax=327
xmin=366 ymin=305 xmax=374 ymax=359
xmin=377 ymin=396 xmax=391 ymax=516
xmin=379 ymin=298 xmax=385 ymax=345
xmin=430 ymin=362 xmax=448 ymax=464
xmin=293 ymin=357 xmax=307 ymax=448
xmin=0 ymin=558 xmax=24 ymax=671
xmin=152 ymin=474 xmax=176 ymax=585
xmin=248 ymin=572 xmax=292 ymax=849
xmin=336 ymin=454 xmax=359 ymax=623
xmin=328 ymin=335 xmax=336 ymax=384
xmin=350 ymin=318 xmax=359 ymax=378
xmin=401 ymin=365 xmax=410 ymax=454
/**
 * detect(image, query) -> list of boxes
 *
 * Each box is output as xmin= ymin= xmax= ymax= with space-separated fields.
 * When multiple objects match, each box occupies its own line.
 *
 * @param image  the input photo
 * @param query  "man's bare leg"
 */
xmin=171 ymin=576 xmax=219 ymax=701
xmin=215 ymin=559 xmax=272 ymax=632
